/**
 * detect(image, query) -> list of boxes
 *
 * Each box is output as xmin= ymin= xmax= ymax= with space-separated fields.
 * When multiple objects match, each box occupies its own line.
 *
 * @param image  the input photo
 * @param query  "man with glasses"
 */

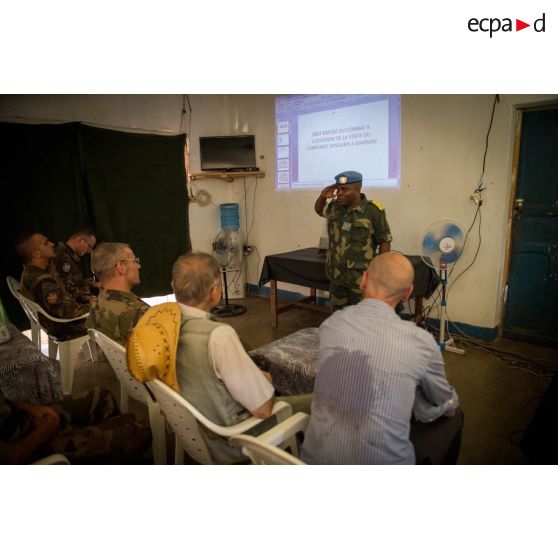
xmin=49 ymin=228 xmax=99 ymax=304
xmin=86 ymin=242 xmax=150 ymax=346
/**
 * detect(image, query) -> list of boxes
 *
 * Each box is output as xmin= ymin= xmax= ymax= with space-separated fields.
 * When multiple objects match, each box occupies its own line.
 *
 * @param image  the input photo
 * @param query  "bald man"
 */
xmin=301 ymin=252 xmax=463 ymax=465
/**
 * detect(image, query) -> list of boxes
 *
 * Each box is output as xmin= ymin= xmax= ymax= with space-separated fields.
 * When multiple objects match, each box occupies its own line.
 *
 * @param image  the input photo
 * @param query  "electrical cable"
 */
xmin=179 ymin=95 xmax=186 ymax=133
xmin=477 ymin=94 xmax=499 ymax=192
xmin=423 ymin=294 xmax=555 ymax=386
xmin=441 ymin=328 xmax=554 ymax=386
xmin=248 ymin=177 xmax=258 ymax=239
xmin=447 ymin=204 xmax=482 ymax=294
xmin=253 ymin=245 xmax=261 ymax=286
xmin=436 ymin=95 xmax=497 ymax=302
xmin=181 ymin=94 xmax=194 ymax=199
xmin=457 ymin=203 xmax=481 ymax=261
xmin=241 ymin=176 xmax=259 ymax=258
xmin=243 ymin=178 xmax=249 ymax=244
xmin=185 ymin=95 xmax=192 ymax=136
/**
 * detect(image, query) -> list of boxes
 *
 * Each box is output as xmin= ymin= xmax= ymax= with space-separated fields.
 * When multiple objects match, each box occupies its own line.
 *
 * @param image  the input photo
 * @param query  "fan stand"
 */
xmin=211 ymin=267 xmax=247 ymax=318
xmin=438 ymin=264 xmax=465 ymax=355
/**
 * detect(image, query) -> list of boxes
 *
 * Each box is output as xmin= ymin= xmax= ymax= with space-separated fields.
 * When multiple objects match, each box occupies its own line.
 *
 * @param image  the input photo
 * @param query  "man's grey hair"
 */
xmin=172 ymin=252 xmax=221 ymax=305
xmin=92 ymin=242 xmax=131 ymax=281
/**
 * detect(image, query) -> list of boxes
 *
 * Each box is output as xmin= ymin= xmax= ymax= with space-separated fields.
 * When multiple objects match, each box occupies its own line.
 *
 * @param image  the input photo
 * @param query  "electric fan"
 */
xmin=212 ymin=231 xmax=243 ymax=270
xmin=211 ymin=230 xmax=247 ymax=317
xmin=419 ymin=219 xmax=466 ymax=354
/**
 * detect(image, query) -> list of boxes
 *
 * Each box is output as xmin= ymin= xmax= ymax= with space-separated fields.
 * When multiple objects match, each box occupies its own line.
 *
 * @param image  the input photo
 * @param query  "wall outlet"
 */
xmin=243 ymin=245 xmax=254 ymax=256
xmin=470 ymin=192 xmax=482 ymax=205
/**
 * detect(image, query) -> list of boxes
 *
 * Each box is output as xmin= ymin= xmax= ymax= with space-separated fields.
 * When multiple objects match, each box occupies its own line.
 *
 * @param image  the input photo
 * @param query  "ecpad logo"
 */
xmin=468 ymin=13 xmax=546 ymax=37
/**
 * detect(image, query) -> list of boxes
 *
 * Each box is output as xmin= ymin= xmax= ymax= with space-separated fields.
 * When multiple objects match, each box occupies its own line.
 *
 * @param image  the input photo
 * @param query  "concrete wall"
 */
xmin=2 ymin=93 xmax=556 ymax=329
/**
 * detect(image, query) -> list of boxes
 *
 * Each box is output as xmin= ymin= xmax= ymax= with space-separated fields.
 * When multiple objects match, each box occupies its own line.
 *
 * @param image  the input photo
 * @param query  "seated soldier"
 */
xmin=15 ymin=233 xmax=89 ymax=340
xmin=86 ymin=242 xmax=150 ymax=346
xmin=49 ymin=228 xmax=98 ymax=304
xmin=0 ymin=386 xmax=151 ymax=464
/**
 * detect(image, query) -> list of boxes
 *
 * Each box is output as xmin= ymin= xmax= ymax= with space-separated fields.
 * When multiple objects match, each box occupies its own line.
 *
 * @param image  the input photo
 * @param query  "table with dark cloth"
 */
xmin=259 ymin=247 xmax=439 ymax=327
xmin=0 ymin=323 xmax=63 ymax=404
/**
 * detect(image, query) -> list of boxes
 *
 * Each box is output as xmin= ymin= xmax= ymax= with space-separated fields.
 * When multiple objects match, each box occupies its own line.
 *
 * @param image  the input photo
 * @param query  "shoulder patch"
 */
xmin=46 ymin=291 xmax=59 ymax=305
xmin=371 ymin=200 xmax=385 ymax=211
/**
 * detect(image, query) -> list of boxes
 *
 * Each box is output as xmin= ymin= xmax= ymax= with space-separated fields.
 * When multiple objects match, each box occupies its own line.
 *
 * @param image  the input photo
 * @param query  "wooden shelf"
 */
xmin=189 ymin=171 xmax=265 ymax=182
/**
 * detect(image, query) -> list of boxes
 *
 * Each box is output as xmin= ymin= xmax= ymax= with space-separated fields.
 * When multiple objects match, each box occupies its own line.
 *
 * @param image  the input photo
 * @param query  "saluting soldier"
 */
xmin=49 ymin=228 xmax=98 ymax=304
xmin=314 ymin=170 xmax=393 ymax=311
xmin=86 ymin=242 xmax=150 ymax=346
xmin=15 ymin=233 xmax=89 ymax=340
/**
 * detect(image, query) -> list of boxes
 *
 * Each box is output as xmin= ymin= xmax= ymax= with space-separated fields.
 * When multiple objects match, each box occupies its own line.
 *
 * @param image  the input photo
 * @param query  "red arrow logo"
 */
xmin=516 ymin=19 xmax=530 ymax=31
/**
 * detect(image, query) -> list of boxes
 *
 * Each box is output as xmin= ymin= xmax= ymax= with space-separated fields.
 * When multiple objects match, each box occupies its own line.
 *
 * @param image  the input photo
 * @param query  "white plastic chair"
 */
xmin=6 ymin=275 xmax=41 ymax=348
xmin=230 ymin=412 xmax=310 ymax=465
xmin=6 ymin=276 xmax=89 ymax=394
xmin=33 ymin=453 xmax=71 ymax=465
xmin=148 ymin=378 xmax=293 ymax=465
xmin=89 ymin=329 xmax=168 ymax=465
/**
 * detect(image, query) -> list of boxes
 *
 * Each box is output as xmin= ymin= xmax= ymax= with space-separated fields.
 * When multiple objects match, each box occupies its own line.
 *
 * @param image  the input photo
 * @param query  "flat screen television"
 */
xmin=199 ymin=135 xmax=257 ymax=172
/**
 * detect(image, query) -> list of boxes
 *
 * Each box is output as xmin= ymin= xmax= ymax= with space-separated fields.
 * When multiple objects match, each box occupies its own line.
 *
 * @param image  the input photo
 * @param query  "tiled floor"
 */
xmin=58 ymin=294 xmax=558 ymax=464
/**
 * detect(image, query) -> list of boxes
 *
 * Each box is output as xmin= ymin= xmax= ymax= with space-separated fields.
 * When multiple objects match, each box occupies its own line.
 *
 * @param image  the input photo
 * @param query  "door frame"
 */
xmin=498 ymin=102 xmax=558 ymax=337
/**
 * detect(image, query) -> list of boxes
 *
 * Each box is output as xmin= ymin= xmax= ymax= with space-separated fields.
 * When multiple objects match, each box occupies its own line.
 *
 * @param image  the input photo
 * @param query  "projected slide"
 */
xmin=275 ymin=94 xmax=400 ymax=190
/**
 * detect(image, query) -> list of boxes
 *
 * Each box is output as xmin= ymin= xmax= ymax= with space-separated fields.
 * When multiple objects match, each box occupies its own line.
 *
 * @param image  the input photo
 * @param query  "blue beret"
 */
xmin=335 ymin=170 xmax=363 ymax=185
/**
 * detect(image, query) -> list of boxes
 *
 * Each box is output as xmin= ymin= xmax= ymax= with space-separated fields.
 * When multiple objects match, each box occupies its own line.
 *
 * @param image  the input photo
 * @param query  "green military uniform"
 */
xmin=86 ymin=289 xmax=150 ymax=346
xmin=323 ymin=193 xmax=393 ymax=310
xmin=20 ymin=265 xmax=89 ymax=340
xmin=0 ymin=387 xmax=151 ymax=464
xmin=49 ymin=241 xmax=93 ymax=303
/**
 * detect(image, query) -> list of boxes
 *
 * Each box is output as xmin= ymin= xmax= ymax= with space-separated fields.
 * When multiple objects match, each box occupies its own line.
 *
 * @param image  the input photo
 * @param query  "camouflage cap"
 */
xmin=335 ymin=170 xmax=362 ymax=185
xmin=127 ymin=302 xmax=181 ymax=392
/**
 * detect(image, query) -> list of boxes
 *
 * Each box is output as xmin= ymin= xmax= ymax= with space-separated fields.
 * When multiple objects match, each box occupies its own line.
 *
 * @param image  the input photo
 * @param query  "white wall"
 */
xmin=2 ymin=93 xmax=556 ymax=329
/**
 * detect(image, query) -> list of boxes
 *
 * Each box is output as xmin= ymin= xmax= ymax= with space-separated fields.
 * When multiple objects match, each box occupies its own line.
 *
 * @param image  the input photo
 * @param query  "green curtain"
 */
xmin=0 ymin=122 xmax=190 ymax=329
xmin=81 ymin=125 xmax=190 ymax=297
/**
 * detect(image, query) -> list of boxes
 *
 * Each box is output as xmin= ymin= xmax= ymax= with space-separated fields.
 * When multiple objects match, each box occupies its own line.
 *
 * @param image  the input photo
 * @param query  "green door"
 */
xmin=503 ymin=108 xmax=558 ymax=347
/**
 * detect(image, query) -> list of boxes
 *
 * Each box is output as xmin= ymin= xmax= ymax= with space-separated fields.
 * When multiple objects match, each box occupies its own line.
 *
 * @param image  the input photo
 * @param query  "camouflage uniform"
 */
xmin=20 ymin=265 xmax=89 ymax=340
xmin=0 ymin=387 xmax=151 ymax=464
xmin=49 ymin=241 xmax=93 ymax=303
xmin=86 ymin=289 xmax=150 ymax=346
xmin=323 ymin=193 xmax=393 ymax=310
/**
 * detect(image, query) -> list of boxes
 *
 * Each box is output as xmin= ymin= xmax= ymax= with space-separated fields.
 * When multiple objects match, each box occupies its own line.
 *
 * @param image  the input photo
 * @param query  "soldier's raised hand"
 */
xmin=321 ymin=184 xmax=337 ymax=200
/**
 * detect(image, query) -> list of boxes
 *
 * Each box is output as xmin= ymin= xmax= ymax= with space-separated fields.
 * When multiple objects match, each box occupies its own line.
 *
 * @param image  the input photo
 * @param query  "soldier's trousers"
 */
xmin=37 ymin=387 xmax=151 ymax=464
xmin=40 ymin=316 xmax=88 ymax=341
xmin=329 ymin=282 xmax=364 ymax=311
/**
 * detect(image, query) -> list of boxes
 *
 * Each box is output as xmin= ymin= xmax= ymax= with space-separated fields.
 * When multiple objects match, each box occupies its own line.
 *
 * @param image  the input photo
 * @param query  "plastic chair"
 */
xmin=6 ymin=275 xmax=41 ymax=348
xmin=33 ymin=453 xmax=71 ymax=465
xmin=89 ymin=329 xmax=168 ymax=465
xmin=6 ymin=276 xmax=89 ymax=394
xmin=148 ymin=378 xmax=293 ymax=465
xmin=230 ymin=412 xmax=310 ymax=465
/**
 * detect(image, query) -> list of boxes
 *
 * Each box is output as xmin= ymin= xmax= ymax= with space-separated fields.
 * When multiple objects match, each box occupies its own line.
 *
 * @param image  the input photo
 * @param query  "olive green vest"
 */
xmin=176 ymin=309 xmax=251 ymax=463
